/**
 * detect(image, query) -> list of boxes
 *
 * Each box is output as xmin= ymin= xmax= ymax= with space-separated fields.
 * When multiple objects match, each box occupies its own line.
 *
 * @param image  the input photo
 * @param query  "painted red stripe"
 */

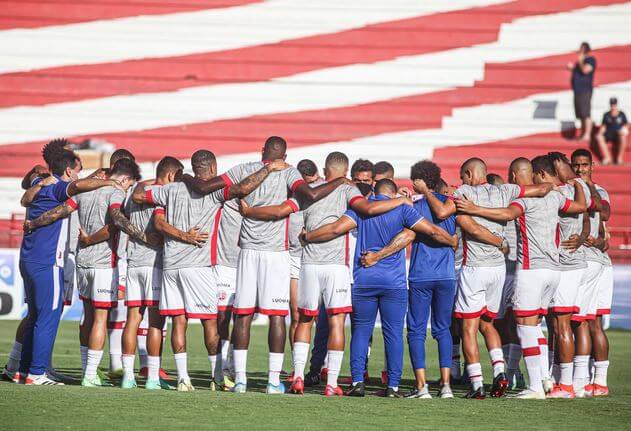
xmin=0 ymin=0 xmax=262 ymax=31
xmin=1 ymin=0 xmax=620 ymax=108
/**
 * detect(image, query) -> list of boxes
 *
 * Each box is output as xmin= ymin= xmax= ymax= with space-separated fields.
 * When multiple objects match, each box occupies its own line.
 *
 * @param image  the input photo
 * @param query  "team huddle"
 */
xmin=2 ymin=136 xmax=614 ymax=400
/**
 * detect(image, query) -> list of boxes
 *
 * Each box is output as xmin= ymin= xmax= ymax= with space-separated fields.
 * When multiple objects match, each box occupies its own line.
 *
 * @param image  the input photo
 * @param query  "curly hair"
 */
xmin=42 ymin=138 xmax=70 ymax=167
xmin=410 ymin=160 xmax=441 ymax=190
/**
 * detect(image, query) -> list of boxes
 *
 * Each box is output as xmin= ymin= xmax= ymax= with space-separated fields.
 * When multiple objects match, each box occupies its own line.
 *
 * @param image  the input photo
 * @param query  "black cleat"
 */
xmin=384 ymin=387 xmax=404 ymax=398
xmin=345 ymin=382 xmax=366 ymax=397
xmin=490 ymin=372 xmax=509 ymax=398
xmin=464 ymin=386 xmax=487 ymax=399
xmin=304 ymin=370 xmax=321 ymax=387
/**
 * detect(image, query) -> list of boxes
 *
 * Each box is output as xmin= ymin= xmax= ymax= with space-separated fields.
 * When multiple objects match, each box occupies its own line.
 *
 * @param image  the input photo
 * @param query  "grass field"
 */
xmin=1 ymin=321 xmax=630 ymax=430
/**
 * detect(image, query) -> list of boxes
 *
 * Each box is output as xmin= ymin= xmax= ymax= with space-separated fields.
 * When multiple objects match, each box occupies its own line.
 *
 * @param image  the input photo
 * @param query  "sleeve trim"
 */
xmin=290 ymin=179 xmax=306 ymax=192
xmin=561 ymin=199 xmax=572 ymax=212
xmin=348 ymin=195 xmax=364 ymax=206
xmin=145 ymin=189 xmax=154 ymax=204
xmin=222 ymin=185 xmax=231 ymax=201
xmin=509 ymin=201 xmax=524 ymax=214
xmin=220 ymin=173 xmax=233 ymax=187
xmin=153 ymin=208 xmax=165 ymax=216
xmin=517 ymin=185 xmax=526 ymax=198
xmin=109 ymin=203 xmax=122 ymax=210
xmin=408 ymin=216 xmax=425 ymax=230
xmin=341 ymin=213 xmax=358 ymax=227
xmin=284 ymin=199 xmax=299 ymax=213
xmin=66 ymin=198 xmax=78 ymax=209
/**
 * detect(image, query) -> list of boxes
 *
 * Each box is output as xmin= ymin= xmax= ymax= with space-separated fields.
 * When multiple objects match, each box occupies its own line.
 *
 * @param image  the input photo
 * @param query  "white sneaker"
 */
xmin=25 ymin=374 xmax=65 ymax=385
xmin=542 ymin=378 xmax=554 ymax=394
xmin=177 ymin=378 xmax=195 ymax=392
xmin=438 ymin=385 xmax=454 ymax=399
xmin=511 ymin=389 xmax=546 ymax=399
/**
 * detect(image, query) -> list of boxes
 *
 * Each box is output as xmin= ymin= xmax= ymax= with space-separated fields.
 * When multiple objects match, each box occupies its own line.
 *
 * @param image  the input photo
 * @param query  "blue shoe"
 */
xmin=121 ymin=376 xmax=137 ymax=389
xmin=146 ymin=378 xmax=175 ymax=390
xmin=266 ymin=382 xmax=286 ymax=394
xmin=231 ymin=382 xmax=247 ymax=393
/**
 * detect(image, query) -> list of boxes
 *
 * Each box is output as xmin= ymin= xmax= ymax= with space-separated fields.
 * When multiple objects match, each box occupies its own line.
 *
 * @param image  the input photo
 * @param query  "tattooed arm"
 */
xmin=23 ymin=202 xmax=76 ymax=233
xmin=360 ymin=228 xmax=416 ymax=268
xmin=108 ymin=206 xmax=159 ymax=246
xmin=226 ymin=160 xmax=289 ymax=199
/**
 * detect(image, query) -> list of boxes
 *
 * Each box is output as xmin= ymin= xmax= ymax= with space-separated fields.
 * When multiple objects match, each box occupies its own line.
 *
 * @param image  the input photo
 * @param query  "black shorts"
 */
xmin=605 ymin=130 xmax=621 ymax=142
xmin=574 ymin=91 xmax=592 ymax=119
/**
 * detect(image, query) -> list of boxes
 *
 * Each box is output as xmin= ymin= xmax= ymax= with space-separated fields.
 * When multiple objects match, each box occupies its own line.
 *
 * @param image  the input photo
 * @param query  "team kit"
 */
xmin=3 ymin=136 xmax=614 ymax=400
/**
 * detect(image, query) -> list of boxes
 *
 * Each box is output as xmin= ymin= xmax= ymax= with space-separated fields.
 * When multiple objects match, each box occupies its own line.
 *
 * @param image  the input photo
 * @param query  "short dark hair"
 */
xmin=50 ymin=150 xmax=80 ymax=176
xmin=42 ymin=138 xmax=70 ymax=167
xmin=325 ymin=152 xmax=349 ymax=169
xmin=356 ymin=182 xmax=373 ymax=197
xmin=374 ymin=178 xmax=397 ymax=195
xmin=297 ymin=159 xmax=318 ymax=177
xmin=191 ymin=150 xmax=216 ymax=173
xmin=410 ymin=160 xmax=441 ymax=190
xmin=374 ymin=161 xmax=394 ymax=177
xmin=486 ymin=173 xmax=503 ymax=185
xmin=262 ymin=136 xmax=287 ymax=160
xmin=547 ymin=151 xmax=570 ymax=165
xmin=571 ymin=148 xmax=592 ymax=163
xmin=531 ymin=155 xmax=556 ymax=177
xmin=580 ymin=41 xmax=591 ymax=53
xmin=156 ymin=156 xmax=184 ymax=178
xmin=110 ymin=157 xmax=141 ymax=181
xmin=351 ymin=159 xmax=374 ymax=178
xmin=436 ymin=178 xmax=449 ymax=194
xmin=110 ymin=148 xmax=135 ymax=165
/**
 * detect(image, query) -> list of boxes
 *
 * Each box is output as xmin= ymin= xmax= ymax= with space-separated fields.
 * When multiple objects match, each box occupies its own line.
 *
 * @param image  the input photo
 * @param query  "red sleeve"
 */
xmin=145 ymin=189 xmax=154 ymax=205
xmin=222 ymin=186 xmax=231 ymax=201
xmin=561 ymin=199 xmax=572 ymax=212
xmin=348 ymin=196 xmax=365 ymax=207
xmin=284 ymin=199 xmax=299 ymax=213
xmin=588 ymin=199 xmax=596 ymax=211
xmin=509 ymin=201 xmax=524 ymax=214
xmin=219 ymin=173 xmax=233 ymax=187
xmin=517 ymin=185 xmax=526 ymax=198
xmin=153 ymin=208 xmax=165 ymax=216
xmin=290 ymin=179 xmax=306 ymax=192
xmin=66 ymin=198 xmax=78 ymax=209
xmin=109 ymin=203 xmax=122 ymax=210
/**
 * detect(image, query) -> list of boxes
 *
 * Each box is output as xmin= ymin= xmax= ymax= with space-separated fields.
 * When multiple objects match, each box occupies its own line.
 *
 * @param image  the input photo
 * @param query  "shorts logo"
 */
xmin=194 ymin=303 xmax=213 ymax=310
xmin=217 ymin=282 xmax=230 ymax=288
xmin=97 ymin=289 xmax=113 ymax=294
xmin=335 ymin=289 xmax=348 ymax=294
xmin=272 ymin=298 xmax=289 ymax=304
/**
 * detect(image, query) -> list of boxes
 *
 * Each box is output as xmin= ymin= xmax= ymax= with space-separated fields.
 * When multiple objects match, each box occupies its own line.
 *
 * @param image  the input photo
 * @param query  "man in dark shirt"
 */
xmin=596 ymin=97 xmax=628 ymax=165
xmin=568 ymin=42 xmax=596 ymax=140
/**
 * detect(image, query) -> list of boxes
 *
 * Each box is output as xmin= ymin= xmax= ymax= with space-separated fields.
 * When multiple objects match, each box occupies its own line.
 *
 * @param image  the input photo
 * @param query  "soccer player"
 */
xmin=456 ymin=155 xmax=586 ymax=399
xmin=351 ymin=159 xmax=375 ymax=186
xmin=303 ymin=179 xmax=457 ymax=397
xmin=19 ymin=150 xmax=122 ymax=385
xmin=133 ymin=150 xmax=287 ymax=391
xmin=374 ymin=161 xmax=395 ymax=182
xmin=417 ymin=157 xmax=551 ymax=398
xmin=571 ymin=148 xmax=613 ymax=397
xmin=241 ymin=152 xmax=410 ymax=396
xmin=120 ymin=156 xmax=186 ymax=389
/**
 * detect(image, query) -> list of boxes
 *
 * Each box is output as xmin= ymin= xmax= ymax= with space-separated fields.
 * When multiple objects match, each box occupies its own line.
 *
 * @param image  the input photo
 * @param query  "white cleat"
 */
xmin=511 ymin=389 xmax=546 ymax=399
xmin=438 ymin=385 xmax=454 ymax=399
xmin=177 ymin=378 xmax=195 ymax=392
xmin=542 ymin=378 xmax=554 ymax=394
xmin=25 ymin=374 xmax=65 ymax=385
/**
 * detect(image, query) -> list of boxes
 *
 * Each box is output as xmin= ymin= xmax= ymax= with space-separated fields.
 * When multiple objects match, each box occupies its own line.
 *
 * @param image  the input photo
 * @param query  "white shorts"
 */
xmin=234 ymin=248 xmax=290 ymax=316
xmin=550 ymin=267 xmax=585 ymax=314
xmin=298 ymin=264 xmax=352 ymax=316
xmin=512 ymin=268 xmax=561 ymax=317
xmin=497 ymin=260 xmax=517 ymax=319
xmin=573 ymin=260 xmax=603 ymax=321
xmin=454 ymin=265 xmax=505 ymax=319
xmin=108 ymin=299 xmax=127 ymax=328
xmin=77 ymin=267 xmax=119 ymax=309
xmin=160 ymin=267 xmax=217 ymax=319
xmin=63 ymin=253 xmax=76 ymax=306
xmin=290 ymin=255 xmax=301 ymax=280
xmin=126 ymin=266 xmax=162 ymax=307
xmin=117 ymin=257 xmax=127 ymax=296
xmin=596 ymin=265 xmax=614 ymax=316
xmin=213 ymin=265 xmax=236 ymax=312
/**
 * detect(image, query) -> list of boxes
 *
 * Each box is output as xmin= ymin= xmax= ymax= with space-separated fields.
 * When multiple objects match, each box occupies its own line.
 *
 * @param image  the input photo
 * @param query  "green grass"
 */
xmin=1 ymin=321 xmax=630 ymax=430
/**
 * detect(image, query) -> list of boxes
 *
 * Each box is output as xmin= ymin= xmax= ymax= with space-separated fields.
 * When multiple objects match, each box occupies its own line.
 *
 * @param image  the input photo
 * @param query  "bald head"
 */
xmin=262 ymin=136 xmax=287 ymax=161
xmin=324 ymin=151 xmax=349 ymax=180
xmin=459 ymin=157 xmax=487 ymax=185
xmin=508 ymin=157 xmax=533 ymax=186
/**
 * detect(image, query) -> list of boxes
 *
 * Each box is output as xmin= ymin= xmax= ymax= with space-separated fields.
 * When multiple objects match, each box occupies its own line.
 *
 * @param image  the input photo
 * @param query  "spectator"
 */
xmin=568 ymin=42 xmax=596 ymax=140
xmin=596 ymin=97 xmax=628 ymax=165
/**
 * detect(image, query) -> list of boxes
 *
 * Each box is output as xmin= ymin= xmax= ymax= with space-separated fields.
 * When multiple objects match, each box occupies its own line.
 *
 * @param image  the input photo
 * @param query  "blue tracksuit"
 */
xmin=19 ymin=176 xmax=71 ymax=375
xmin=407 ymin=193 xmax=456 ymax=370
xmin=345 ymin=195 xmax=424 ymax=388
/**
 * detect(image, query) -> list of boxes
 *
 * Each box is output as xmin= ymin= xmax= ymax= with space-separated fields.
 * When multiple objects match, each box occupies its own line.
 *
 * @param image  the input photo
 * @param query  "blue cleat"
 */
xmin=266 ymin=382 xmax=286 ymax=394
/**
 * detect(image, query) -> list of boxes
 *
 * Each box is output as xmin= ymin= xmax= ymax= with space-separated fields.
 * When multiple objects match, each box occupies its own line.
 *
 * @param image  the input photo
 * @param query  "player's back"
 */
xmin=455 ymin=183 xmax=523 ymax=267
xmin=215 ymin=198 xmax=242 ymax=267
xmin=557 ymin=180 xmax=590 ymax=269
xmin=125 ymin=198 xmax=162 ymax=268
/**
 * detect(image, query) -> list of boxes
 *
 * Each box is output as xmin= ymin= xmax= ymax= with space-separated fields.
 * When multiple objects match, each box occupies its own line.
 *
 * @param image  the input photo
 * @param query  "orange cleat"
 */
xmin=587 ymin=383 xmax=609 ymax=397
xmin=286 ymin=371 xmax=295 ymax=383
xmin=324 ymin=385 xmax=344 ymax=397
xmin=139 ymin=366 xmax=170 ymax=379
xmin=290 ymin=377 xmax=304 ymax=394
xmin=547 ymin=384 xmax=576 ymax=399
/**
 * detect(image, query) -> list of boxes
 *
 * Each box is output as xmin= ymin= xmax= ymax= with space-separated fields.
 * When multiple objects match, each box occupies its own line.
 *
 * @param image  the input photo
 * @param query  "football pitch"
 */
xmin=1 ymin=321 xmax=630 ymax=430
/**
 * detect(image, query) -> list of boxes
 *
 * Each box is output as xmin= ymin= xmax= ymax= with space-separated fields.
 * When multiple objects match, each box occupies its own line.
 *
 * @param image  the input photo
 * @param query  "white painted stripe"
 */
xmin=0 ymin=0 xmax=508 ymax=74
xmin=52 ymin=266 xmax=60 ymax=311
xmin=0 ymin=3 xmax=629 ymax=146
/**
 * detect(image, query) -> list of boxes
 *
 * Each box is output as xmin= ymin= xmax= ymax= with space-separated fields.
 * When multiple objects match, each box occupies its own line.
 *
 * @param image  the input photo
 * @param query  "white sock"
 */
xmin=537 ymin=328 xmax=550 ymax=380
xmin=80 ymin=345 xmax=88 ymax=373
xmin=559 ymin=362 xmax=573 ymax=387
xmin=551 ymin=363 xmax=561 ymax=384
xmin=174 ymin=352 xmax=189 ymax=381
xmin=233 ymin=349 xmax=248 ymax=385
xmin=466 ymin=363 xmax=483 ymax=391
xmin=507 ymin=343 xmax=522 ymax=372
xmin=593 ymin=360 xmax=609 ymax=387
xmin=220 ymin=339 xmax=232 ymax=374
xmin=292 ymin=342 xmax=309 ymax=380
xmin=573 ymin=355 xmax=590 ymax=391
xmin=268 ymin=352 xmax=284 ymax=386
xmin=516 ymin=324 xmax=543 ymax=393
xmin=451 ymin=344 xmax=461 ymax=379
xmin=324 ymin=351 xmax=329 ymax=370
xmin=489 ymin=348 xmax=505 ymax=377
xmin=108 ymin=327 xmax=123 ymax=371
xmin=208 ymin=355 xmax=223 ymax=382
xmin=7 ymin=341 xmax=22 ymax=372
xmin=147 ymin=355 xmax=160 ymax=381
xmin=137 ymin=334 xmax=148 ymax=369
xmin=85 ymin=349 xmax=104 ymax=379
xmin=122 ymin=354 xmax=135 ymax=379
xmin=326 ymin=350 xmax=344 ymax=388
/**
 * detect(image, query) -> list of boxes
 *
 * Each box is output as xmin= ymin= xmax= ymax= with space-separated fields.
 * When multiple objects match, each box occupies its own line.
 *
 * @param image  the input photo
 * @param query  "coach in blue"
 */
xmin=20 ymin=150 xmax=120 ymax=385
xmin=302 ymin=179 xmax=456 ymax=397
